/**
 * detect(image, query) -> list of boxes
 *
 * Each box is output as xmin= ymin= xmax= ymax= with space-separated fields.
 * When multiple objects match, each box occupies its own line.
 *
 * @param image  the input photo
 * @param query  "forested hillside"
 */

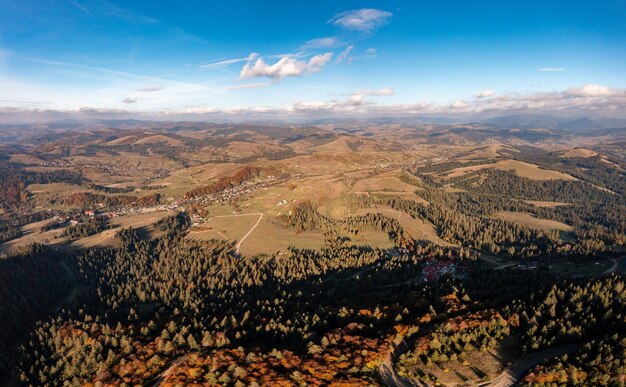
xmin=0 ymin=125 xmax=624 ymax=386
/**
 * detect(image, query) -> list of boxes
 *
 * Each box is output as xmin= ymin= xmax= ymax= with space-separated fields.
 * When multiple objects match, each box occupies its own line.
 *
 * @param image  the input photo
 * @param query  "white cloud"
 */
xmin=240 ymin=53 xmax=333 ymax=80
xmin=291 ymin=94 xmax=368 ymax=113
xmin=329 ymin=8 xmax=392 ymax=32
xmin=2 ymin=84 xmax=624 ymax=122
xmin=538 ymin=67 xmax=565 ymax=72
xmin=289 ymin=84 xmax=626 ymax=116
xmin=122 ymin=97 xmax=137 ymax=103
xmin=336 ymin=45 xmax=354 ymax=63
xmin=475 ymin=89 xmax=496 ymax=98
xmin=564 ymin=84 xmax=620 ymax=97
xmin=300 ymin=37 xmax=343 ymax=50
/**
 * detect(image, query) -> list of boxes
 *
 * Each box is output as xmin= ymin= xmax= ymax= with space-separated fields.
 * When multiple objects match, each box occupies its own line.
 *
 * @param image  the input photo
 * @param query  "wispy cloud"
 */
xmin=537 ymin=67 xmax=565 ymax=72
xmin=0 ymin=99 xmax=52 ymax=106
xmin=225 ymin=82 xmax=271 ymax=91
xmin=29 ymin=57 xmax=207 ymax=92
xmin=336 ymin=45 xmax=354 ymax=63
xmin=344 ymin=47 xmax=379 ymax=63
xmin=1 ymin=57 xmax=212 ymax=110
xmin=474 ymin=89 xmax=496 ymax=98
xmin=364 ymin=48 xmax=377 ymax=59
xmin=329 ymin=9 xmax=392 ymax=33
xmin=122 ymin=97 xmax=137 ymax=103
xmin=66 ymin=0 xmax=157 ymax=23
xmin=240 ymin=53 xmax=333 ymax=80
xmin=300 ymin=37 xmax=344 ymax=51
xmin=353 ymin=88 xmax=394 ymax=97
xmin=67 ymin=0 xmax=92 ymax=16
xmin=32 ymin=58 xmax=146 ymax=79
xmin=136 ymin=86 xmax=163 ymax=92
xmin=199 ymin=53 xmax=258 ymax=70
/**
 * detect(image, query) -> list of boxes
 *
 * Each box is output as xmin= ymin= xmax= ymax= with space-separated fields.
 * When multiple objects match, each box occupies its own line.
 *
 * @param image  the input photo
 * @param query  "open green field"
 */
xmin=494 ymin=211 xmax=574 ymax=232
xmin=71 ymin=210 xmax=175 ymax=250
xmin=237 ymin=219 xmax=325 ymax=256
xmin=345 ymin=230 xmax=395 ymax=249
xmin=445 ymin=159 xmax=576 ymax=181
xmin=239 ymin=194 xmax=449 ymax=256
xmin=0 ymin=218 xmax=67 ymax=255
xmin=549 ymin=259 xmax=615 ymax=278
xmin=354 ymin=207 xmax=450 ymax=245
xmin=351 ymin=172 xmax=419 ymax=194
xmin=458 ymin=144 xmax=517 ymax=160
xmin=28 ymin=183 xmax=94 ymax=210
xmin=525 ymin=200 xmax=572 ymax=208
xmin=155 ymin=163 xmax=239 ymax=197
xmin=187 ymin=213 xmax=262 ymax=243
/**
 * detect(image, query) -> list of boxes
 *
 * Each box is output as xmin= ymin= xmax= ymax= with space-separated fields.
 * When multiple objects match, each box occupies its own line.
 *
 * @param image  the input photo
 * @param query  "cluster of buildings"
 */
xmin=189 ymin=175 xmax=282 ymax=205
xmin=422 ymin=260 xmax=457 ymax=282
xmin=104 ymin=203 xmax=181 ymax=218
xmin=38 ymin=160 xmax=68 ymax=167
xmin=516 ymin=262 xmax=538 ymax=270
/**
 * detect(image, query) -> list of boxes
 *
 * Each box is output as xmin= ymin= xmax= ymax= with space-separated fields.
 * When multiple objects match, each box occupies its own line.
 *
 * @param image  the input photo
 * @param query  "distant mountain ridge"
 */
xmin=478 ymin=114 xmax=626 ymax=130
xmin=2 ymin=114 xmax=626 ymax=131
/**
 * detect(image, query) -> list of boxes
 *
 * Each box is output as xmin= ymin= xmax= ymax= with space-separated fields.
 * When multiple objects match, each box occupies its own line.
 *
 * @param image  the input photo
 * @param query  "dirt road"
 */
xmin=378 ymin=324 xmax=435 ymax=387
xmin=53 ymin=260 xmax=78 ymax=315
xmin=379 ymin=331 xmax=583 ymax=387
xmin=379 ymin=353 xmax=427 ymax=387
xmin=479 ymin=342 xmax=584 ymax=387
xmin=150 ymin=354 xmax=191 ymax=387
xmin=602 ymin=255 xmax=625 ymax=275
xmin=199 ymin=212 xmax=264 ymax=254
xmin=235 ymin=213 xmax=263 ymax=254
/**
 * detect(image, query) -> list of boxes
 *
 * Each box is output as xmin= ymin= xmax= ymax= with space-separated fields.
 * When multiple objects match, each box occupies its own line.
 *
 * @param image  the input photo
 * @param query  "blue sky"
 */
xmin=0 ymin=0 xmax=625 ymax=120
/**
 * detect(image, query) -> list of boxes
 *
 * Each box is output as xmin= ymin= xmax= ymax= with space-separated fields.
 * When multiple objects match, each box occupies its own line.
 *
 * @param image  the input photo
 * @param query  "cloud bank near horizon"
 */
xmin=1 ymin=84 xmax=624 ymax=124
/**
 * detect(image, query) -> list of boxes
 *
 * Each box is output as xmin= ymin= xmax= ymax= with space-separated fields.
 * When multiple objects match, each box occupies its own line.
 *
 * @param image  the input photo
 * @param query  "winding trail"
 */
xmin=378 ymin=324 xmax=435 ymax=387
xmin=235 ymin=213 xmax=263 ymax=254
xmin=602 ymin=255 xmax=626 ymax=275
xmin=603 ymin=258 xmax=619 ymax=275
xmin=479 ymin=342 xmax=584 ymax=387
xmin=53 ymin=260 xmax=78 ymax=315
xmin=194 ymin=212 xmax=264 ymax=254
xmin=378 ymin=339 xmax=584 ymax=387
xmin=379 ymin=352 xmax=425 ymax=387
xmin=475 ymin=250 xmax=517 ymax=270
xmin=202 ymin=212 xmax=264 ymax=224
xmin=150 ymin=354 xmax=191 ymax=387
